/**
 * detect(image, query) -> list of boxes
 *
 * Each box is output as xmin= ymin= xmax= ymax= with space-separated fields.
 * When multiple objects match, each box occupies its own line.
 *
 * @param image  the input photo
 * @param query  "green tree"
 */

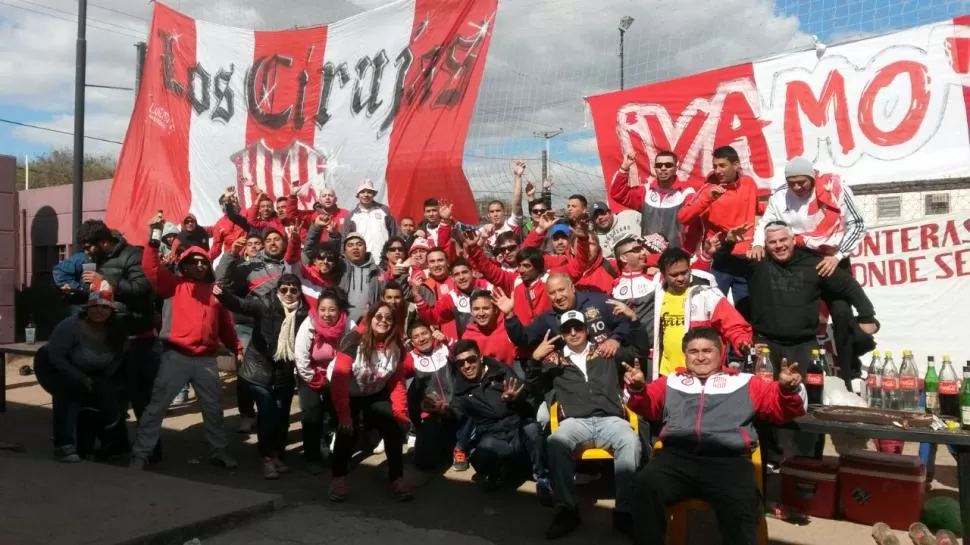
xmin=15 ymin=148 xmax=116 ymax=190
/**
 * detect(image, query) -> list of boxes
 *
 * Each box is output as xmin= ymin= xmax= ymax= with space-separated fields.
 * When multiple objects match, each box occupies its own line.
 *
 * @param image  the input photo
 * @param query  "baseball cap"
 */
xmin=409 ymin=237 xmax=431 ymax=253
xmin=344 ymin=232 xmax=365 ymax=246
xmin=560 ymin=310 xmax=585 ymax=326
xmin=85 ymin=280 xmax=116 ymax=310
xmin=549 ymin=224 xmax=571 ymax=238
xmin=591 ymin=201 xmax=610 ymax=216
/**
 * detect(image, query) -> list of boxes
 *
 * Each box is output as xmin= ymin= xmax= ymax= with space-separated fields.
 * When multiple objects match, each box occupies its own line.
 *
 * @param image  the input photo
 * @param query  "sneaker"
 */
xmin=329 ymin=477 xmax=347 ymax=502
xmin=373 ymin=439 xmax=386 ymax=454
xmin=307 ymin=462 xmax=323 ymax=476
xmin=262 ymin=458 xmax=280 ymax=480
xmin=128 ymin=456 xmax=148 ymax=470
xmin=535 ymin=477 xmax=555 ymax=507
xmin=172 ymin=390 xmax=190 ymax=406
xmin=271 ymin=457 xmax=289 ymax=474
xmin=54 ymin=445 xmax=81 ymax=463
xmin=238 ymin=415 xmax=256 ymax=434
xmin=545 ymin=507 xmax=581 ymax=540
xmin=406 ymin=433 xmax=417 ymax=452
xmin=209 ymin=452 xmax=238 ymax=469
xmin=612 ymin=510 xmax=634 ymax=538
xmin=391 ymin=478 xmax=414 ymax=502
xmin=451 ymin=447 xmax=470 ymax=472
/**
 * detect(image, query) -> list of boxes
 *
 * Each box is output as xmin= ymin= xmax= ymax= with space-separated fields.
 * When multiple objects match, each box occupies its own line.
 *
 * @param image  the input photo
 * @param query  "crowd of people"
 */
xmin=39 ymin=145 xmax=880 ymax=544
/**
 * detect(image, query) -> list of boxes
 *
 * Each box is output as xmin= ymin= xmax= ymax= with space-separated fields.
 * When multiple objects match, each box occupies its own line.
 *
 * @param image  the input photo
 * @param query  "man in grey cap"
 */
xmin=748 ymin=157 xmax=871 ymax=384
xmin=590 ymin=201 xmax=642 ymax=258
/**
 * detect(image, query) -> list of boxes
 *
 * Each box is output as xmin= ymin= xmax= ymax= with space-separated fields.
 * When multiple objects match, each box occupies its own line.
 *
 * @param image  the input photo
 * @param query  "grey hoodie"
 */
xmin=340 ymin=252 xmax=381 ymax=323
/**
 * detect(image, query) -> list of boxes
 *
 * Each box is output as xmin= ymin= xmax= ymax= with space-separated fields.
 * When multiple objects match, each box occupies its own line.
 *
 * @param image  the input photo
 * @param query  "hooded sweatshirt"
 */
xmin=142 ymin=245 xmax=241 ymax=357
xmin=339 ymin=253 xmax=381 ymax=323
xmin=294 ymin=311 xmax=354 ymax=389
xmin=461 ymin=319 xmax=516 ymax=366
xmin=160 ymin=223 xmax=181 ymax=259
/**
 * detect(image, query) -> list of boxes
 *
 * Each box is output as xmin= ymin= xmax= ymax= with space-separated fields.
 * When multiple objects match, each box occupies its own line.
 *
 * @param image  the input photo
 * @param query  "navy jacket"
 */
xmin=505 ymin=290 xmax=632 ymax=349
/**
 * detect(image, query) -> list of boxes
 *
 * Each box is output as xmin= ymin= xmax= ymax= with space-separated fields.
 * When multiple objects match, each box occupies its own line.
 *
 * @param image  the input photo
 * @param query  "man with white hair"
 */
xmin=343 ymin=179 xmax=399 ymax=259
xmin=285 ymin=185 xmax=349 ymax=244
xmin=748 ymin=157 xmax=869 ymax=379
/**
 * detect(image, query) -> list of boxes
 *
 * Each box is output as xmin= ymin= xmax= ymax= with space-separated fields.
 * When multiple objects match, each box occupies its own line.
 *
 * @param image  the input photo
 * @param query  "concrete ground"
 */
xmin=1 ymin=355 xmax=962 ymax=545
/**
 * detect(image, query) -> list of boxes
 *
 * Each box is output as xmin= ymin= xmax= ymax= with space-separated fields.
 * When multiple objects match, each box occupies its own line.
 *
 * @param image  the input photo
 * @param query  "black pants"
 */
xmin=242 ymin=377 xmax=295 ymax=458
xmin=124 ymin=337 xmax=162 ymax=460
xmin=34 ymin=349 xmax=127 ymax=453
xmin=297 ymin=381 xmax=335 ymax=463
xmin=237 ymin=378 xmax=257 ymax=418
xmin=756 ymin=337 xmax=817 ymax=464
xmin=633 ymin=449 xmax=761 ymax=545
xmin=414 ymin=414 xmax=476 ymax=471
xmin=471 ymin=422 xmax=546 ymax=478
xmin=332 ymin=389 xmax=405 ymax=481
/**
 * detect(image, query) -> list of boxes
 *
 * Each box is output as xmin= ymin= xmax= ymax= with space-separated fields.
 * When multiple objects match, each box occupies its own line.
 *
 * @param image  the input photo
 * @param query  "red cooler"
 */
xmin=838 ymin=450 xmax=925 ymax=530
xmin=780 ymin=457 xmax=839 ymax=518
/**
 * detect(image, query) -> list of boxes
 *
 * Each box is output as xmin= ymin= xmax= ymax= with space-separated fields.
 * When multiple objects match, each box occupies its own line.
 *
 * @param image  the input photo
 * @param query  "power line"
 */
xmin=0 ymin=0 xmax=144 ymax=38
xmin=87 ymin=83 xmax=135 ymax=91
xmin=0 ymin=117 xmax=124 ymax=145
xmin=89 ymin=1 xmax=148 ymax=22
xmin=11 ymin=0 xmax=146 ymax=33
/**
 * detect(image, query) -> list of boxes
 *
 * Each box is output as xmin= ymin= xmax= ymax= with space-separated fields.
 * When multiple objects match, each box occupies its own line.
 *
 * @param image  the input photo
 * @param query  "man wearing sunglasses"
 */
xmin=590 ymin=201 xmax=642 ymax=259
xmin=609 ymin=149 xmax=702 ymax=252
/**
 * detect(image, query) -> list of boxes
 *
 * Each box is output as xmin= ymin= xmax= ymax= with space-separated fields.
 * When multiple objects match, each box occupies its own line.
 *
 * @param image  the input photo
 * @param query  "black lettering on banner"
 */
xmin=247 ymin=55 xmax=294 ymax=129
xmin=316 ymin=62 xmax=351 ymax=129
xmin=381 ymin=48 xmax=413 ymax=134
xmin=158 ymin=29 xmax=183 ymax=97
xmin=187 ymin=63 xmax=211 ymax=115
xmin=294 ymin=67 xmax=310 ymax=129
xmin=351 ymin=49 xmax=390 ymax=116
xmin=407 ymin=45 xmax=441 ymax=106
xmin=436 ymin=27 xmax=485 ymax=107
xmin=211 ymin=65 xmax=235 ymax=123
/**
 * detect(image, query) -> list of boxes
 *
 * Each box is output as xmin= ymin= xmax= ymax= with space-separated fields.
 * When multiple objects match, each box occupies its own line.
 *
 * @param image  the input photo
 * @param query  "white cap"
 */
xmin=559 ymin=310 xmax=585 ymax=326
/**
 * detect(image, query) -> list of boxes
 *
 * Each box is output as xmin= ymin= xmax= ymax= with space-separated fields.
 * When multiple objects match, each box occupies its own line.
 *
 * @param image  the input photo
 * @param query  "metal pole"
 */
xmin=541 ymin=149 xmax=548 ymax=184
xmin=72 ymin=0 xmax=87 ymax=249
xmin=619 ymin=28 xmax=625 ymax=90
xmin=135 ymin=41 xmax=147 ymax=92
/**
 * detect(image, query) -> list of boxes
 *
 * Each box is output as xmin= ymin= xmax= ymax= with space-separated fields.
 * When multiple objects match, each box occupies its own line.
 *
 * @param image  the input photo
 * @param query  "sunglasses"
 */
xmin=655 ymin=162 xmax=676 ymax=169
xmin=317 ymin=254 xmax=337 ymax=262
xmin=187 ymin=259 xmax=208 ymax=267
xmin=496 ymin=245 xmax=518 ymax=254
xmin=561 ymin=323 xmax=585 ymax=334
xmin=531 ymin=208 xmax=548 ymax=215
xmin=278 ymin=286 xmax=299 ymax=295
xmin=623 ymin=245 xmax=645 ymax=255
xmin=387 ymin=246 xmax=404 ymax=252
xmin=456 ymin=354 xmax=480 ymax=366
xmin=374 ymin=313 xmax=393 ymax=323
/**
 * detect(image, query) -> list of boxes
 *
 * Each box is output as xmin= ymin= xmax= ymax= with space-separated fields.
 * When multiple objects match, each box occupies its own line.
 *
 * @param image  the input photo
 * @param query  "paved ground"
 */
xmin=1 ymin=355 xmax=962 ymax=545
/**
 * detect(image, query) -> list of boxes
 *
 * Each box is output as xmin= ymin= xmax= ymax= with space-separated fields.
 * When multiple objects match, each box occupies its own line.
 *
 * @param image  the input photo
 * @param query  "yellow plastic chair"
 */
xmin=654 ymin=441 xmax=768 ymax=545
xmin=548 ymin=402 xmax=639 ymax=460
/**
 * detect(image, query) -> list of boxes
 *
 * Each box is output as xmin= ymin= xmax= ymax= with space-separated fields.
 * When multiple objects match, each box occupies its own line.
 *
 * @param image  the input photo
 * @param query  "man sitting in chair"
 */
xmin=625 ymin=326 xmax=806 ymax=545
xmin=528 ymin=310 xmax=642 ymax=540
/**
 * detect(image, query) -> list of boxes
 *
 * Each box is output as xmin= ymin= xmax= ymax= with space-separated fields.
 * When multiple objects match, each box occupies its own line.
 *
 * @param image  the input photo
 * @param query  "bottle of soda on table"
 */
xmin=805 ymin=349 xmax=825 ymax=405
xmin=938 ymin=356 xmax=960 ymax=420
xmin=881 ymin=352 xmax=899 ymax=410
xmin=962 ymin=364 xmax=970 ymax=431
xmin=866 ymin=351 xmax=882 ymax=408
xmin=899 ymin=350 xmax=920 ymax=411
xmin=755 ymin=348 xmax=774 ymax=383
xmin=924 ymin=356 xmax=939 ymax=415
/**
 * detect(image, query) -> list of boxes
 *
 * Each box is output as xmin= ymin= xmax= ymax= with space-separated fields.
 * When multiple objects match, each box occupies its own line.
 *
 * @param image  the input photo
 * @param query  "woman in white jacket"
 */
xmin=294 ymin=288 xmax=354 ymax=475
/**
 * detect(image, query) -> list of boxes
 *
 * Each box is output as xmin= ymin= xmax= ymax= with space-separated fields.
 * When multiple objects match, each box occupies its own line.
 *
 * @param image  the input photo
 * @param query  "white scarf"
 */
xmin=274 ymin=295 xmax=300 ymax=362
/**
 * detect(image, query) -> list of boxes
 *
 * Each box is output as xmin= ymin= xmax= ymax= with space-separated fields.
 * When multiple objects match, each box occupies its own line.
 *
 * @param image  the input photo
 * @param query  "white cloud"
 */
xmin=1 ymin=0 xmax=810 ymax=198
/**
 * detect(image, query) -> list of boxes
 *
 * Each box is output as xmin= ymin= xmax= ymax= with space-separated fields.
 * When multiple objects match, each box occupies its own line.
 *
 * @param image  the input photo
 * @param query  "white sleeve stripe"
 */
xmin=838 ymin=190 xmax=866 ymax=254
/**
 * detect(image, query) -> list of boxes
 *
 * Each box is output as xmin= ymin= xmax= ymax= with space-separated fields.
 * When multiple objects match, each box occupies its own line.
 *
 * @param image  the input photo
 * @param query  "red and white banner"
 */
xmin=849 ymin=213 xmax=970 ymax=365
xmin=107 ymin=0 xmax=497 ymax=244
xmin=588 ymin=16 xmax=970 ymax=197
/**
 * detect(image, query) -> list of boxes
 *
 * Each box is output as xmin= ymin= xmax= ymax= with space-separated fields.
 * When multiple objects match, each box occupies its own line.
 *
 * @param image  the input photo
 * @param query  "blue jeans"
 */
xmin=471 ymin=421 xmax=546 ymax=479
xmin=242 ymin=378 xmax=295 ymax=458
xmin=548 ymin=415 xmax=641 ymax=512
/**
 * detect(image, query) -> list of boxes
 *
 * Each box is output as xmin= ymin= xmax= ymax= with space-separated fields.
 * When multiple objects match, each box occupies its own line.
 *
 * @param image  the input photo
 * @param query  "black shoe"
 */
xmin=545 ymin=507 xmax=580 ymax=540
xmin=612 ymin=510 xmax=634 ymax=538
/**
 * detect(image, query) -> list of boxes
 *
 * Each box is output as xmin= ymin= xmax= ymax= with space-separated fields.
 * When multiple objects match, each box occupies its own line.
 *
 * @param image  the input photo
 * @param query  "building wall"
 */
xmin=0 ymin=156 xmax=17 ymax=343
xmin=855 ymin=187 xmax=970 ymax=228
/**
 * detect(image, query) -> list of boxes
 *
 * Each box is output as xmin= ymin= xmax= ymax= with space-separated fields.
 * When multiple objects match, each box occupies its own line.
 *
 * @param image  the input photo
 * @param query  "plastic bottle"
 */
xmin=743 ymin=346 xmax=757 ymax=374
xmin=939 ymin=356 xmax=960 ymax=419
xmin=924 ymin=356 xmax=939 ymax=415
xmin=755 ymin=348 xmax=774 ymax=383
xmin=805 ymin=349 xmax=825 ymax=405
xmin=898 ymin=350 xmax=920 ymax=411
xmin=25 ymin=318 xmax=36 ymax=345
xmin=961 ymin=365 xmax=970 ymax=431
xmin=881 ymin=352 xmax=899 ymax=410
xmin=866 ymin=351 xmax=882 ymax=408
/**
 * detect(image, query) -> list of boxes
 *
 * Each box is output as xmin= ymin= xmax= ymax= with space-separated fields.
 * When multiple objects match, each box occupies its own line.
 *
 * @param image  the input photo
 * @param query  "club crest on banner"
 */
xmin=231 ymin=139 xmax=332 ymax=211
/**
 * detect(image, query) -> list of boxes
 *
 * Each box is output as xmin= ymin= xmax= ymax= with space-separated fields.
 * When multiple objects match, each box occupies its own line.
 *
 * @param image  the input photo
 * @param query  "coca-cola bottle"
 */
xmin=939 ymin=356 xmax=960 ymax=419
xmin=865 ymin=351 xmax=882 ymax=408
xmin=881 ymin=352 xmax=899 ymax=410
xmin=755 ymin=348 xmax=774 ymax=383
xmin=805 ymin=349 xmax=825 ymax=405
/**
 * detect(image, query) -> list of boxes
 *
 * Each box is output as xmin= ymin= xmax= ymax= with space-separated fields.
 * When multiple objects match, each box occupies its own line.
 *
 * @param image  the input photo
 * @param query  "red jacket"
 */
xmin=628 ymin=369 xmax=806 ymax=456
xmin=461 ymin=319 xmax=516 ymax=366
xmin=142 ymin=246 xmax=241 ymax=357
xmin=330 ymin=348 xmax=410 ymax=427
xmin=207 ymin=216 xmax=246 ymax=261
xmin=678 ymin=174 xmax=760 ymax=255
xmin=284 ymin=194 xmax=349 ymax=243
xmin=522 ymin=229 xmax=613 ymax=294
xmin=610 ymin=169 xmax=704 ymax=252
xmin=245 ymin=200 xmax=286 ymax=234
xmin=415 ymin=278 xmax=491 ymax=339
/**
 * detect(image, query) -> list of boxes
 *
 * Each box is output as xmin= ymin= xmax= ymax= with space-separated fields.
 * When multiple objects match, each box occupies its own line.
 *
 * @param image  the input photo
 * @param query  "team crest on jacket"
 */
xmin=619 ymin=285 xmax=629 ymax=296
xmin=584 ymin=307 xmax=601 ymax=321
xmin=712 ymin=376 xmax=726 ymax=389
xmin=681 ymin=376 xmax=695 ymax=386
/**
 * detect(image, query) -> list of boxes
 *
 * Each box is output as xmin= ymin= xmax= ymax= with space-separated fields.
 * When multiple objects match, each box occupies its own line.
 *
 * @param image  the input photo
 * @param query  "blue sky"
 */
xmin=1 ymin=0 xmax=968 ymax=164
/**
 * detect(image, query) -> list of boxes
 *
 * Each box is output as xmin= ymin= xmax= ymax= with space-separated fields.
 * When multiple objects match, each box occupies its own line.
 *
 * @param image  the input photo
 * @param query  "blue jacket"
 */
xmin=505 ymin=291 xmax=631 ymax=349
xmin=53 ymin=253 xmax=87 ymax=290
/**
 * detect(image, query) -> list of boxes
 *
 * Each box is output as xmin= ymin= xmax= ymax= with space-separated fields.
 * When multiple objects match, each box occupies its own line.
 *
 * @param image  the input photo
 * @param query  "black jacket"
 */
xmin=526 ymin=345 xmax=631 ymax=421
xmin=217 ymin=289 xmax=309 ymax=388
xmin=727 ymin=244 xmax=876 ymax=343
xmin=94 ymin=235 xmax=155 ymax=335
xmin=505 ymin=291 xmax=632 ymax=349
xmin=406 ymin=345 xmax=457 ymax=424
xmin=450 ymin=361 xmax=534 ymax=439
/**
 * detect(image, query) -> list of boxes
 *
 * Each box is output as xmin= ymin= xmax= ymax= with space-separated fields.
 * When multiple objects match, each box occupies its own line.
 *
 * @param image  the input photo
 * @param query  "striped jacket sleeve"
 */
xmin=836 ymin=184 xmax=866 ymax=261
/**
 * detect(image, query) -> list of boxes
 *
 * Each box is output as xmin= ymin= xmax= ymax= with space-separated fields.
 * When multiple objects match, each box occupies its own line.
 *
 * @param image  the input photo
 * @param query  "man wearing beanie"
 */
xmin=749 ymin=156 xmax=871 ymax=383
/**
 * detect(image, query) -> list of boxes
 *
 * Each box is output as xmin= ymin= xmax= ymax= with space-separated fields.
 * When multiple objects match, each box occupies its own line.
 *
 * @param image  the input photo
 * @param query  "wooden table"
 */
xmin=785 ymin=414 xmax=970 ymax=534
xmin=0 ymin=342 xmax=46 ymax=412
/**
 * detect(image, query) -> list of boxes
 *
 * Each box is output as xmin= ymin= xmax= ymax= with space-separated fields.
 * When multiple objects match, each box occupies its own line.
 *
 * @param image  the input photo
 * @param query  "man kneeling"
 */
xmin=626 ymin=327 xmax=806 ymax=545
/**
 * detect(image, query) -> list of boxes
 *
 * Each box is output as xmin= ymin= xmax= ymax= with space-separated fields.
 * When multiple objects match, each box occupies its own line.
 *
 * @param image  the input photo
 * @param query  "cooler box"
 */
xmin=780 ymin=457 xmax=839 ymax=519
xmin=838 ymin=450 xmax=925 ymax=530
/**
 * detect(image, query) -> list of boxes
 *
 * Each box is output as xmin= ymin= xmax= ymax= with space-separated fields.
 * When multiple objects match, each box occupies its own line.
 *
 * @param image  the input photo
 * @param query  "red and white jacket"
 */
xmin=415 ymin=279 xmax=492 ymax=339
xmin=650 ymin=271 xmax=753 ymax=380
xmin=628 ymin=369 xmax=806 ymax=456
xmin=329 ymin=345 xmax=410 ymax=427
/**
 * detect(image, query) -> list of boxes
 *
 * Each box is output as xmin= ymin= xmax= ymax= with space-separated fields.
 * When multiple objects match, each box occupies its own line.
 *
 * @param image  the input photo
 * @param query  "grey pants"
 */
xmin=548 ymin=415 xmax=641 ymax=512
xmin=131 ymin=350 xmax=227 ymax=459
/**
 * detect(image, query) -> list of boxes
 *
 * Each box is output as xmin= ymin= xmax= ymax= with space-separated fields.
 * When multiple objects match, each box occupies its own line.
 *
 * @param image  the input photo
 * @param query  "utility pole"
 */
xmin=135 ymin=41 xmax=147 ymax=92
xmin=72 ymin=0 xmax=88 ymax=249
xmin=618 ymin=16 xmax=634 ymax=90
xmin=533 ymin=129 xmax=564 ymax=182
